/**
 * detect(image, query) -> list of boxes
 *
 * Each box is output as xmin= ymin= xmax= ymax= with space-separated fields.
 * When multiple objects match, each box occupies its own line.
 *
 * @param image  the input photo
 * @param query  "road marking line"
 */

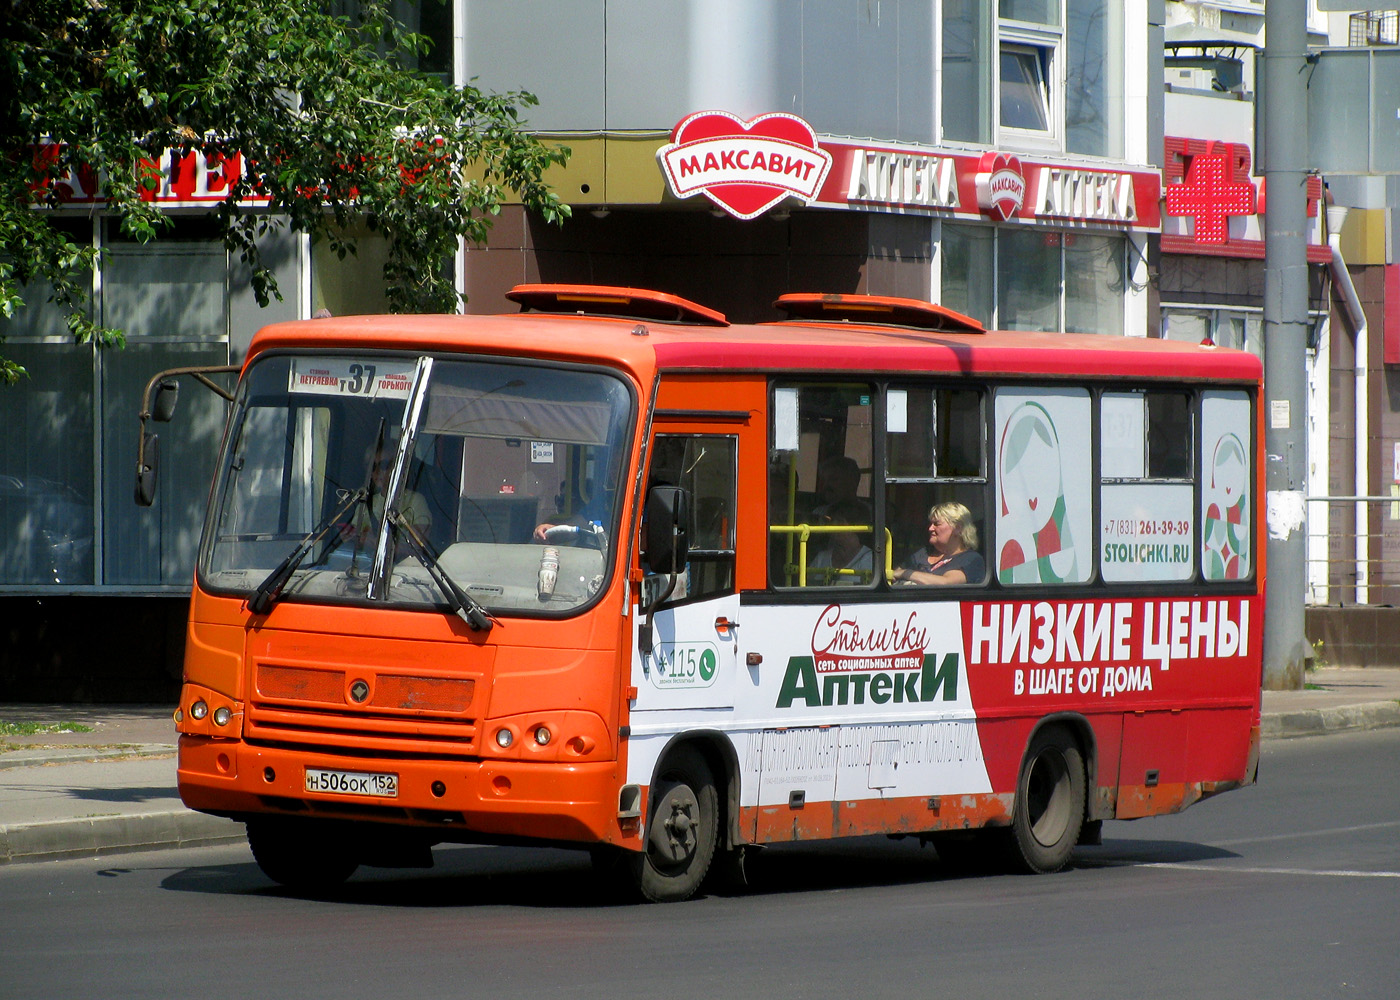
xmin=1143 ymin=862 xmax=1400 ymax=879
xmin=1209 ymin=819 xmax=1400 ymax=847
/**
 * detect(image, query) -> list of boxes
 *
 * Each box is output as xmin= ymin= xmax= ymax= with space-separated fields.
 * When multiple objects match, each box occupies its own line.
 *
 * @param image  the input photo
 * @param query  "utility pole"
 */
xmin=1261 ymin=1 xmax=1309 ymax=690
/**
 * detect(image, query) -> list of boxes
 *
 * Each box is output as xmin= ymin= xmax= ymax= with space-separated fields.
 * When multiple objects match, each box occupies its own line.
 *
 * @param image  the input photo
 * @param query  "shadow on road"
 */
xmin=154 ymin=833 xmax=1242 ymax=908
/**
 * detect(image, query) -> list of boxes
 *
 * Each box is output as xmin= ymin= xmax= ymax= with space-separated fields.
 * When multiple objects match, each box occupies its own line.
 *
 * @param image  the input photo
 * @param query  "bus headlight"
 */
xmin=482 ymin=711 xmax=610 ymax=761
xmin=176 ymin=684 xmax=243 ymax=738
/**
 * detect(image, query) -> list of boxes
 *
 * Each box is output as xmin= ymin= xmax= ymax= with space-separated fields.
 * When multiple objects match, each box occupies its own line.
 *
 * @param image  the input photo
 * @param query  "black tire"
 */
xmin=628 ymin=745 xmax=718 ymax=903
xmin=1007 ymin=727 xmax=1086 ymax=874
xmin=246 ymin=818 xmax=359 ymax=892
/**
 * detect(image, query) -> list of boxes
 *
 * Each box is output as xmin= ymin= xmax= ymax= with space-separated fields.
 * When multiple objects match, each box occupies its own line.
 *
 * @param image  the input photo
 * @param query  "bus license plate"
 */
xmin=304 ymin=768 xmax=398 ymax=798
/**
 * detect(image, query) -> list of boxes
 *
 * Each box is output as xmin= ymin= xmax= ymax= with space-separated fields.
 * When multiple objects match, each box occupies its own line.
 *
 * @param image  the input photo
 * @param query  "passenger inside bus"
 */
xmin=812 ymin=455 xmax=870 ymax=522
xmin=894 ymin=501 xmax=985 ymax=586
xmin=808 ymin=498 xmax=874 ymax=586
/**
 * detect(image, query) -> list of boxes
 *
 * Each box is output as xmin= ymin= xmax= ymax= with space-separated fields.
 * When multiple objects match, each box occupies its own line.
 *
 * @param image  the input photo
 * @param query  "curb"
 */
xmin=0 ymin=745 xmax=177 ymax=770
xmin=1261 ymin=700 xmax=1400 ymax=740
xmin=0 ymin=810 xmax=244 ymax=865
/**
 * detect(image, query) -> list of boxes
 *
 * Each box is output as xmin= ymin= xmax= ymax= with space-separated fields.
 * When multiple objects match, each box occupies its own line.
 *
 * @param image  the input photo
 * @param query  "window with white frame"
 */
xmin=942 ymin=0 xmax=1124 ymax=156
xmin=1000 ymin=43 xmax=1053 ymax=131
xmin=998 ymin=1 xmax=1061 ymax=147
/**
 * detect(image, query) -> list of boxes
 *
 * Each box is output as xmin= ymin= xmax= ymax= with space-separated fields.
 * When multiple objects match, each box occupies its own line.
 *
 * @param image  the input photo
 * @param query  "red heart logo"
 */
xmin=975 ymin=151 xmax=1027 ymax=222
xmin=674 ymin=111 xmax=816 ymax=149
xmin=659 ymin=111 xmax=832 ymax=220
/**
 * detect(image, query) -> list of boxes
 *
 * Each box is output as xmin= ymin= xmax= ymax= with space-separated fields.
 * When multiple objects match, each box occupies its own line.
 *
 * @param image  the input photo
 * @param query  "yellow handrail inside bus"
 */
xmin=768 ymin=524 xmax=894 ymax=586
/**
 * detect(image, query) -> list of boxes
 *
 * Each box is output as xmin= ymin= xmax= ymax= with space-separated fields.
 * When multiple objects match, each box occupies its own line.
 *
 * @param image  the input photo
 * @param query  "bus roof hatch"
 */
xmin=773 ymin=293 xmax=985 ymax=334
xmin=507 ymin=284 xmax=729 ymax=327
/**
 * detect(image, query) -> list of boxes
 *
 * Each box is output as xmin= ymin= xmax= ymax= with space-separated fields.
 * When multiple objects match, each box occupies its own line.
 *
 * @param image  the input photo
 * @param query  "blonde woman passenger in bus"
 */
xmin=894 ymin=501 xmax=985 ymax=586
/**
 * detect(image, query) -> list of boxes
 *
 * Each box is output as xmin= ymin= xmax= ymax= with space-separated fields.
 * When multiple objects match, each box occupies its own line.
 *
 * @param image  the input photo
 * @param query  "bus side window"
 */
xmin=644 ymin=434 xmax=737 ymax=605
xmin=885 ymin=385 xmax=988 ymax=588
xmin=769 ymin=382 xmax=875 ymax=588
xmin=1100 ymin=389 xmax=1196 ymax=584
xmin=994 ymin=387 xmax=1093 ymax=586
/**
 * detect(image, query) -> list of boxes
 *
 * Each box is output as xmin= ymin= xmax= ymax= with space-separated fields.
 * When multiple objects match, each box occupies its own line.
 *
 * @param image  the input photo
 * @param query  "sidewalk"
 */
xmin=0 ymin=704 xmax=243 ymax=864
xmin=2 ymin=667 xmax=1398 ymax=866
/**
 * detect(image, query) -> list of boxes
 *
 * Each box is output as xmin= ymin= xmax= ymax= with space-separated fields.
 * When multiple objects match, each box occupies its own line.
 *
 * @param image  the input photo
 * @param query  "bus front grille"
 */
xmin=246 ymin=662 xmax=478 ymax=756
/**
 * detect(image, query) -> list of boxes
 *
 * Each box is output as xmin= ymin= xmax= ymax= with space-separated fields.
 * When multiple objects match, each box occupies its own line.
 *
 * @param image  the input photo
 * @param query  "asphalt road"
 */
xmin=2 ymin=729 xmax=1396 ymax=1000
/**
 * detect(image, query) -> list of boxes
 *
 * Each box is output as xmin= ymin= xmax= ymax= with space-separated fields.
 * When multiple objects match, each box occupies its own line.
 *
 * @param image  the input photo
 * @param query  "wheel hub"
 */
xmin=648 ymin=783 xmax=699 ymax=863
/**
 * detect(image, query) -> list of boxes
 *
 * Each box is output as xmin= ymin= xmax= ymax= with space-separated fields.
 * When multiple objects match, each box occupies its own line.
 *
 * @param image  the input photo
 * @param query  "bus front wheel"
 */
xmin=247 ymin=818 xmax=359 ymax=892
xmin=630 ymin=746 xmax=718 ymax=902
xmin=1007 ymin=728 xmax=1085 ymax=875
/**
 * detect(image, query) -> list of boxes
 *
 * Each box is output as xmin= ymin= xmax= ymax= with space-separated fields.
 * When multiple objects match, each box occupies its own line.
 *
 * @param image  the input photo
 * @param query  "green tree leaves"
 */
xmin=1 ymin=0 xmax=569 ymax=383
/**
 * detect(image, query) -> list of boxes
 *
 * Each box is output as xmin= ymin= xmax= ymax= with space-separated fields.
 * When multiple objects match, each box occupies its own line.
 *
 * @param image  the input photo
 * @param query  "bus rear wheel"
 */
xmin=1007 ymin=728 xmax=1085 ymax=875
xmin=629 ymin=746 xmax=718 ymax=902
xmin=247 ymin=818 xmax=359 ymax=892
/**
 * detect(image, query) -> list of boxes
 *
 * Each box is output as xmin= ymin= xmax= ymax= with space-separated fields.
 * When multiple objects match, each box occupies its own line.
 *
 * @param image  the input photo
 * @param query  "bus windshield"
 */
xmin=201 ymin=353 xmax=634 ymax=615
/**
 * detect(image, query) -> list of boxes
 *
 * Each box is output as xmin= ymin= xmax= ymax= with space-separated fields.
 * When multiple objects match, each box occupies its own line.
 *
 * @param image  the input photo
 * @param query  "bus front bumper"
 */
xmin=177 ymin=736 xmax=628 ymax=846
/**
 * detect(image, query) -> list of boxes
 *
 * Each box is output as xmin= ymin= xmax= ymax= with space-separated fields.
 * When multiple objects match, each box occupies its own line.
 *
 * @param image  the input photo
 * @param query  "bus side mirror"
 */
xmin=135 ymin=433 xmax=160 ymax=507
xmin=644 ymin=485 xmax=690 ymax=575
xmin=151 ymin=379 xmax=180 ymax=422
xmin=131 ymin=363 xmax=239 ymax=507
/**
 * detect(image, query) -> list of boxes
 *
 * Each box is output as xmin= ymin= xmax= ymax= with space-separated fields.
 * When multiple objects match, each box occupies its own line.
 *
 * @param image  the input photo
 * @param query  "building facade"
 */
xmin=9 ymin=0 xmax=1386 ymax=691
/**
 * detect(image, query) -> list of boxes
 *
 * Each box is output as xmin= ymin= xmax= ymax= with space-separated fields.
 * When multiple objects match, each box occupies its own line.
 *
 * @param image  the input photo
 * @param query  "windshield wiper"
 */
xmin=388 ymin=509 xmax=496 ymax=632
xmin=248 ymin=487 xmax=366 ymax=615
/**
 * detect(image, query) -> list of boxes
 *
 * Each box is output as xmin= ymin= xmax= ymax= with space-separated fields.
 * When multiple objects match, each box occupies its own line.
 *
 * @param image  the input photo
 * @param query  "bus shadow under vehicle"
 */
xmin=160 ymin=835 xmax=1241 ymax=907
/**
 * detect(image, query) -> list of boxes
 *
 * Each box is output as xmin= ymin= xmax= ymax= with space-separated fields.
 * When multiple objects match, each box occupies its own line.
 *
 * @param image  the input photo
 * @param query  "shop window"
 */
xmin=102 ymin=341 xmax=231 ymax=586
xmin=1161 ymin=308 xmax=1210 ymax=346
xmin=944 ymin=225 xmax=1125 ymax=335
xmin=100 ymin=231 xmax=230 ymax=586
xmin=939 ymin=223 xmax=995 ymax=326
xmin=997 ymin=227 xmax=1061 ymax=331
xmin=1064 ymin=234 xmax=1125 ymax=336
xmin=0 ymin=343 xmax=95 ymax=586
xmin=769 ymin=383 xmax=875 ymax=589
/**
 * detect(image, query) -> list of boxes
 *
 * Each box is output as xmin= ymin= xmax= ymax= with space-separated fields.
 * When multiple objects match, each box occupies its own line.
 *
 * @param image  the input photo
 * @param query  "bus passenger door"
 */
xmin=631 ymin=432 xmax=740 ymax=714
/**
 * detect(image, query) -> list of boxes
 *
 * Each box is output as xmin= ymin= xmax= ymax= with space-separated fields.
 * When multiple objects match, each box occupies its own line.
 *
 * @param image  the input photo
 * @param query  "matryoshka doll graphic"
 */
xmin=1203 ymin=432 xmax=1248 ymax=579
xmin=998 ymin=401 xmax=1077 ymax=584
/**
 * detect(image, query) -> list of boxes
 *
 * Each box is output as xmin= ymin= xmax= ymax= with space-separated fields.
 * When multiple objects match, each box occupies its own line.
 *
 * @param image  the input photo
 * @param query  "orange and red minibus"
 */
xmin=153 ymin=284 xmax=1262 ymax=901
